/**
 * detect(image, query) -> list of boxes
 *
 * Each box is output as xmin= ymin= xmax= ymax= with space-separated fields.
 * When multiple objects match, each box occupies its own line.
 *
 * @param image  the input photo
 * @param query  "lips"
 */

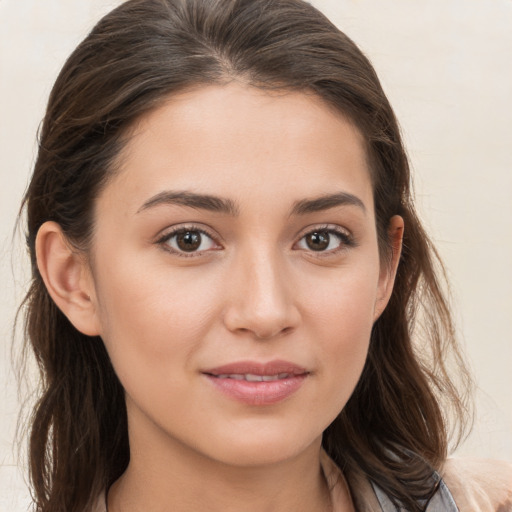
xmin=214 ymin=373 xmax=294 ymax=381
xmin=203 ymin=360 xmax=309 ymax=405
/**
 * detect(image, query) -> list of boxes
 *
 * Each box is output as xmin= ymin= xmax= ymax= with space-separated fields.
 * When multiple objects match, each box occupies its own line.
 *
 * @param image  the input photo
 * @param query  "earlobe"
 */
xmin=374 ymin=215 xmax=404 ymax=321
xmin=35 ymin=221 xmax=101 ymax=336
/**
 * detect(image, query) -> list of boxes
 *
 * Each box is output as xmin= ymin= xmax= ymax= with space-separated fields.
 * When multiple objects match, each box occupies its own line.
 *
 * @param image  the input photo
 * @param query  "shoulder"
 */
xmin=441 ymin=457 xmax=512 ymax=512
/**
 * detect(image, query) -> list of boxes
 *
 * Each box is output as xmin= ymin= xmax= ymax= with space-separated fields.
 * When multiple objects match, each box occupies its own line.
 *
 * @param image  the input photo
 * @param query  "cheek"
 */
xmin=298 ymin=261 xmax=378 ymax=405
xmin=301 ymin=258 xmax=379 ymax=342
xmin=92 ymin=254 xmax=222 ymax=388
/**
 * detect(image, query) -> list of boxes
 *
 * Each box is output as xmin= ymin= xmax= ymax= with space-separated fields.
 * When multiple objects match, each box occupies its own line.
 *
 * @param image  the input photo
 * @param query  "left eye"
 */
xmin=296 ymin=229 xmax=348 ymax=252
xmin=162 ymin=229 xmax=218 ymax=254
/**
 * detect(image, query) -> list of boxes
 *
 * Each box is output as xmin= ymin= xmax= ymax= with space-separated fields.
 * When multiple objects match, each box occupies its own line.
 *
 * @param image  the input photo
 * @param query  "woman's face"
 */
xmin=86 ymin=83 xmax=400 ymax=467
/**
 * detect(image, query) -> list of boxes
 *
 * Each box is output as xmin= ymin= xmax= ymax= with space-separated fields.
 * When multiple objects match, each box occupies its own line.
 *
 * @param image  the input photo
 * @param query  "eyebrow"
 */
xmin=137 ymin=190 xmax=366 ymax=216
xmin=137 ymin=191 xmax=240 ymax=216
xmin=290 ymin=192 xmax=366 ymax=216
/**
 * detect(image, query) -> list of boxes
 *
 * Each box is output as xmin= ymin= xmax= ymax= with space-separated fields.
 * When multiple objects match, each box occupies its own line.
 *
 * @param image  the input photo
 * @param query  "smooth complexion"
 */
xmin=36 ymin=83 xmax=403 ymax=512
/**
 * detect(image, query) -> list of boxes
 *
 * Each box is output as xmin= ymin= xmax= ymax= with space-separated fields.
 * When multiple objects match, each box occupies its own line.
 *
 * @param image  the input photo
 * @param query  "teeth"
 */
xmin=246 ymin=373 xmax=264 ymax=382
xmin=215 ymin=373 xmax=290 ymax=381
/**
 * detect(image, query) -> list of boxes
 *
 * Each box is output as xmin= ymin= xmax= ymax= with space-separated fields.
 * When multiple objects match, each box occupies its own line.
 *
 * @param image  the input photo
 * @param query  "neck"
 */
xmin=108 ymin=419 xmax=333 ymax=512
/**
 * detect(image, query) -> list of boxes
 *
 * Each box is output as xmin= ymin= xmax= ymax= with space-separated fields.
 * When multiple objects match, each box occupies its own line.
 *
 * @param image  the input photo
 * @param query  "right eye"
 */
xmin=158 ymin=226 xmax=220 ymax=256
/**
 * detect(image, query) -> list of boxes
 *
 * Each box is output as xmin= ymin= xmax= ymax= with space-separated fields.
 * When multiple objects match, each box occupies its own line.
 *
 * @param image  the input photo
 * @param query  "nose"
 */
xmin=222 ymin=248 xmax=301 ymax=340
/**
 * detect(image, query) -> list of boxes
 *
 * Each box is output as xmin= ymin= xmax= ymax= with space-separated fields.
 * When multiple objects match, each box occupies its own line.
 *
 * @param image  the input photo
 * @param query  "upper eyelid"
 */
xmin=156 ymin=223 xmax=220 ymax=244
xmin=295 ymin=223 xmax=352 ymax=240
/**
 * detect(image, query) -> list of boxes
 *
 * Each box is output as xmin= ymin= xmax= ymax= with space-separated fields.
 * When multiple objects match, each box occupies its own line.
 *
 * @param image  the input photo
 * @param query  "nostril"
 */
xmin=221 ymin=285 xmax=301 ymax=339
xmin=253 ymin=325 xmax=294 ymax=340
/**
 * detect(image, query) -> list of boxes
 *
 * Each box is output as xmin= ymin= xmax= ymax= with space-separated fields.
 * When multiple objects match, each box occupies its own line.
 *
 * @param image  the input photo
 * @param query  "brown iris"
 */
xmin=176 ymin=230 xmax=202 ymax=251
xmin=305 ymin=230 xmax=330 ymax=251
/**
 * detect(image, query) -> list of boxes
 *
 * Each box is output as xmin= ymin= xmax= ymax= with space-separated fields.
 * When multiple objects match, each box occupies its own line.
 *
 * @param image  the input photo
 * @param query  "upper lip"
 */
xmin=203 ymin=360 xmax=309 ymax=376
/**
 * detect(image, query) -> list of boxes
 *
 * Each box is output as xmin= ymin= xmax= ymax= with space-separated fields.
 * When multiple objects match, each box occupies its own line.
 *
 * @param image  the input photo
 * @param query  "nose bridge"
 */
xmin=223 ymin=240 xmax=299 ymax=338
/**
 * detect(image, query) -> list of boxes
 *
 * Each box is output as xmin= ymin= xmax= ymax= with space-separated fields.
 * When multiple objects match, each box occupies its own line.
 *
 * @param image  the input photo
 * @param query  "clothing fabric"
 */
xmin=93 ymin=452 xmax=512 ymax=511
xmin=321 ymin=451 xmax=512 ymax=511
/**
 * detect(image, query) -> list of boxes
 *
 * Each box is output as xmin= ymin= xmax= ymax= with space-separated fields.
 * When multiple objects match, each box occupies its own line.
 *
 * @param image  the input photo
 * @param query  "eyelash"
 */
xmin=156 ymin=224 xmax=355 ymax=258
xmin=156 ymin=224 xmax=220 ymax=258
xmin=296 ymin=224 xmax=356 ymax=257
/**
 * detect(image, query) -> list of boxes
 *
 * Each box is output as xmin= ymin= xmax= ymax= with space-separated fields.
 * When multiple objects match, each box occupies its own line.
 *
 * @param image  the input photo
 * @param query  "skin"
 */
xmin=36 ymin=83 xmax=403 ymax=512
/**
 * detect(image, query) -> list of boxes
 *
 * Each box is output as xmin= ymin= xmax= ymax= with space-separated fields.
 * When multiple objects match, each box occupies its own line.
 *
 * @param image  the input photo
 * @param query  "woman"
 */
xmin=19 ymin=0 xmax=512 ymax=511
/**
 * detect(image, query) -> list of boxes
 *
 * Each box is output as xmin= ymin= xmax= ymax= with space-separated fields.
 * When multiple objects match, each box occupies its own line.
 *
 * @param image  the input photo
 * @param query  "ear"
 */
xmin=374 ymin=215 xmax=404 ymax=321
xmin=35 ymin=221 xmax=101 ymax=336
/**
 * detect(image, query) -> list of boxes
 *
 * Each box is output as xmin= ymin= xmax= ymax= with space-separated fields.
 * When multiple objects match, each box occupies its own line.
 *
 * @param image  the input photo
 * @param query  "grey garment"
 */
xmin=371 ymin=476 xmax=459 ymax=512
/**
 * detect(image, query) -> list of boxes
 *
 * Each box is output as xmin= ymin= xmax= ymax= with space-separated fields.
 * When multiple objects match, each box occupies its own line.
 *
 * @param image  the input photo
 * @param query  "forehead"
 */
xmin=100 ymin=83 xmax=373 ymax=217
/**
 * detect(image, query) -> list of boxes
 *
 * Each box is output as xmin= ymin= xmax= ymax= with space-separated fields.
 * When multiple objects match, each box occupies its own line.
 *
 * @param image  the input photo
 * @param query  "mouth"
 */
xmin=202 ymin=360 xmax=309 ymax=405
xmin=211 ymin=373 xmax=297 ymax=381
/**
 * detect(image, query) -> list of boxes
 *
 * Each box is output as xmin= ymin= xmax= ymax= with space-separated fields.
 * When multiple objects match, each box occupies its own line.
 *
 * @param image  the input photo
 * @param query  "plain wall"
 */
xmin=1 ymin=0 xmax=511 ymax=509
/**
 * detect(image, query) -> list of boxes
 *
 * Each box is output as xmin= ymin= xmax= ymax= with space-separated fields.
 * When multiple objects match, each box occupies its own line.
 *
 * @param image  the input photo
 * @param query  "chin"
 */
xmin=194 ymin=424 xmax=323 ymax=468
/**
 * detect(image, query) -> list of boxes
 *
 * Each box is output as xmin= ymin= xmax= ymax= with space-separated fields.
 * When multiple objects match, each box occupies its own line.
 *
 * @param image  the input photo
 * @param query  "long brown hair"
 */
xmin=19 ymin=0 xmax=472 ymax=510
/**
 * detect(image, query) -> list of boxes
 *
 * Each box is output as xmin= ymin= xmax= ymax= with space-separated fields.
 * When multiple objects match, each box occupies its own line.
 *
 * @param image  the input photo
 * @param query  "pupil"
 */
xmin=177 ymin=231 xmax=201 ymax=251
xmin=306 ymin=231 xmax=329 ymax=251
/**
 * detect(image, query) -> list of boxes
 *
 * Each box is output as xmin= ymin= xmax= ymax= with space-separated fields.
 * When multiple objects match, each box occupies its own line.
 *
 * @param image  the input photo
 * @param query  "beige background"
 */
xmin=1 ymin=0 xmax=511 ymax=509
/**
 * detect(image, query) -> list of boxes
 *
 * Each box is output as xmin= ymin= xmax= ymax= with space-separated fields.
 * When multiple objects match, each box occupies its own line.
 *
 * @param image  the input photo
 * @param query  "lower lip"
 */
xmin=204 ymin=374 xmax=307 ymax=405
